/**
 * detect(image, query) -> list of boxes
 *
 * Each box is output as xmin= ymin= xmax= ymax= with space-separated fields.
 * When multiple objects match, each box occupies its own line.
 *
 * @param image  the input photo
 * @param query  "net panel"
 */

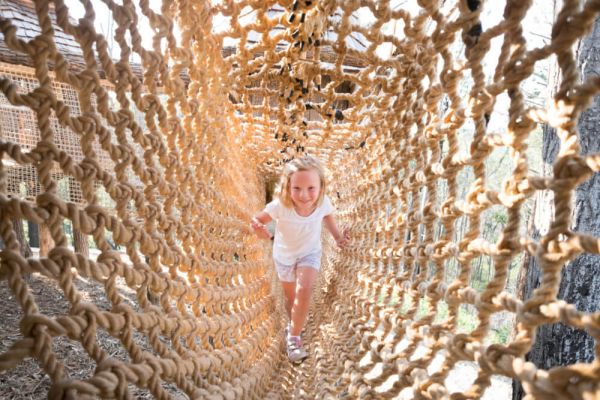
xmin=0 ymin=0 xmax=599 ymax=398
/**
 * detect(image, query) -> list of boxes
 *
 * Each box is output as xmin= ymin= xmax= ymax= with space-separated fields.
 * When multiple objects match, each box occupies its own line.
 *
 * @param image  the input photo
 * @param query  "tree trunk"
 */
xmin=12 ymin=217 xmax=32 ymax=257
xmin=39 ymin=223 xmax=54 ymax=257
xmin=73 ymin=229 xmax=89 ymax=258
xmin=6 ymin=179 xmax=32 ymax=257
xmin=513 ymin=13 xmax=600 ymax=400
xmin=28 ymin=221 xmax=39 ymax=248
xmin=69 ymin=177 xmax=89 ymax=258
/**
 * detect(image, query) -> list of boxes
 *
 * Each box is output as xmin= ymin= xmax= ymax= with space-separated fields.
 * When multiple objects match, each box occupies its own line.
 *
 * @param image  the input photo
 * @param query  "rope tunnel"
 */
xmin=0 ymin=0 xmax=600 ymax=398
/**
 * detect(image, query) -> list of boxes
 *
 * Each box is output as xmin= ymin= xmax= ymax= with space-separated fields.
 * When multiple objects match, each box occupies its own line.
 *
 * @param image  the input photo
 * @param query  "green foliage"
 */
xmin=435 ymin=302 xmax=512 ymax=344
xmin=457 ymin=306 xmax=478 ymax=334
xmin=432 ymin=302 xmax=477 ymax=334
xmin=489 ymin=322 xmax=512 ymax=344
xmin=490 ymin=209 xmax=507 ymax=225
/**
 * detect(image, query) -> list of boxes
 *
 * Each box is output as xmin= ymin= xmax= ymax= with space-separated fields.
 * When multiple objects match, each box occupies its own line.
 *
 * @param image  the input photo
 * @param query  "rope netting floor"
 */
xmin=1 ymin=0 xmax=600 ymax=398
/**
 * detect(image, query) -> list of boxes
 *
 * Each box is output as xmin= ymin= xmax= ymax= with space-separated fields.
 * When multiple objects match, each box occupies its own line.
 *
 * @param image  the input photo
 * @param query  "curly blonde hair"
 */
xmin=276 ymin=155 xmax=326 ymax=209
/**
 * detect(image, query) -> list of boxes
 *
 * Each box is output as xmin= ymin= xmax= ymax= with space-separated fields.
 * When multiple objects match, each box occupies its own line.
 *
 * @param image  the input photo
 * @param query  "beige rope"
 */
xmin=0 ymin=0 xmax=599 ymax=398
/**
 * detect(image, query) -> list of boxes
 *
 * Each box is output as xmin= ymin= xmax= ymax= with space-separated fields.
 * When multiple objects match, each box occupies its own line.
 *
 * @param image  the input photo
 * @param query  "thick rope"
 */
xmin=0 ymin=0 xmax=600 ymax=398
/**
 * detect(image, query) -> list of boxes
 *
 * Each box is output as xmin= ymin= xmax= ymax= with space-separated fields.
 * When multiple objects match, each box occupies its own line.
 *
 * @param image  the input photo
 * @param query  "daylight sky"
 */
xmin=61 ymin=0 xmax=551 ymax=63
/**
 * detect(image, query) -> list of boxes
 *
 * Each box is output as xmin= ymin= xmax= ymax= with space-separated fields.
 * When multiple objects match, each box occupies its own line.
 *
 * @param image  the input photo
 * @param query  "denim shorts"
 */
xmin=274 ymin=251 xmax=322 ymax=283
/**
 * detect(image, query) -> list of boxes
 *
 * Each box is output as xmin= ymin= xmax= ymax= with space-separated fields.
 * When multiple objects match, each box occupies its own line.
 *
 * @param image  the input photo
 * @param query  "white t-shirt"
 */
xmin=264 ymin=195 xmax=335 ymax=264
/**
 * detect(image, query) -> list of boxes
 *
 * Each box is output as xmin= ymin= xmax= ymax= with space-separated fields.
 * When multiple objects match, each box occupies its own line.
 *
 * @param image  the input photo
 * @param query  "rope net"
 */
xmin=0 ymin=0 xmax=599 ymax=398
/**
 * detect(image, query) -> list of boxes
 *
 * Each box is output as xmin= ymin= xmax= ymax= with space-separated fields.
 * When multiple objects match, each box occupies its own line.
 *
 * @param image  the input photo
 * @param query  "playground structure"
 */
xmin=0 ymin=0 xmax=600 ymax=398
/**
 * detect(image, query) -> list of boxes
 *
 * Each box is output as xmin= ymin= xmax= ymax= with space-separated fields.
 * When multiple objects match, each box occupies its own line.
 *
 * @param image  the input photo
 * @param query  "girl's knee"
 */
xmin=296 ymin=266 xmax=318 ymax=284
xmin=295 ymin=284 xmax=314 ymax=296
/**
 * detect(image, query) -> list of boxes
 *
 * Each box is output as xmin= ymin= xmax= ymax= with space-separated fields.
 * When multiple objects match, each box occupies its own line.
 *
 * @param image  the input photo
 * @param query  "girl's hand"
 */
xmin=336 ymin=228 xmax=350 ymax=248
xmin=251 ymin=218 xmax=273 ymax=240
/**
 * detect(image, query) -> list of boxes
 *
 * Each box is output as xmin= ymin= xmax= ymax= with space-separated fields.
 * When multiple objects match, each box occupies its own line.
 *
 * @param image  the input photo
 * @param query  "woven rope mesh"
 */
xmin=1 ymin=0 xmax=600 ymax=398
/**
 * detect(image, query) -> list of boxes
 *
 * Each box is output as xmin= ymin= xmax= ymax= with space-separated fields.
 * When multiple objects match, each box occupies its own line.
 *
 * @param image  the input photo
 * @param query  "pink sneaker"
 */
xmin=287 ymin=336 xmax=308 ymax=363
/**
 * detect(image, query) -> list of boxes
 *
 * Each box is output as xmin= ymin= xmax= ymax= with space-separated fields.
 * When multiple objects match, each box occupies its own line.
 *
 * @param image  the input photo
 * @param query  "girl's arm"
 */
xmin=323 ymin=214 xmax=350 ymax=248
xmin=251 ymin=211 xmax=273 ymax=240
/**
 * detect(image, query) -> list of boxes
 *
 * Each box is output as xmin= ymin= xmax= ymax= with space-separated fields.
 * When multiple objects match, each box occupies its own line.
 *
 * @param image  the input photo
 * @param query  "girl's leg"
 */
xmin=290 ymin=266 xmax=318 ymax=337
xmin=281 ymin=281 xmax=296 ymax=320
xmin=274 ymin=258 xmax=296 ymax=321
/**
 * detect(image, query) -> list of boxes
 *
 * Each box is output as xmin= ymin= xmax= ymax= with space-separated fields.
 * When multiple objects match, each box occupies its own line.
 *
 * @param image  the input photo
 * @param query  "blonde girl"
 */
xmin=251 ymin=155 xmax=349 ymax=362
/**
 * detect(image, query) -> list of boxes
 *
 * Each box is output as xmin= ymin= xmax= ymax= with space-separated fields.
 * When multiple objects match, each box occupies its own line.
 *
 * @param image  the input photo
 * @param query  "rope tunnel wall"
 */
xmin=0 ymin=0 xmax=600 ymax=398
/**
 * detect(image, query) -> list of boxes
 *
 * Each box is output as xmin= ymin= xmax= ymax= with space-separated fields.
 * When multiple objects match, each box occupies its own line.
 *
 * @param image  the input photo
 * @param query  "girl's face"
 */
xmin=289 ymin=169 xmax=321 ymax=209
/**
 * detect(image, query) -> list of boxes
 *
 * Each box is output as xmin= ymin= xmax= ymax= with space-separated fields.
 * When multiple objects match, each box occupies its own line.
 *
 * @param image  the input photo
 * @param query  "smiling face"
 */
xmin=289 ymin=169 xmax=321 ymax=211
xmin=276 ymin=155 xmax=327 ymax=209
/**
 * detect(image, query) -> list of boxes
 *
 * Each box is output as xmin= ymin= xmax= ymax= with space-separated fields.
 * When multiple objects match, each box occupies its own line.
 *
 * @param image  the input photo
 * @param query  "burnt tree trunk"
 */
xmin=28 ymin=221 xmax=39 ymax=248
xmin=513 ymin=13 xmax=600 ymax=400
xmin=26 ymin=180 xmax=40 ymax=249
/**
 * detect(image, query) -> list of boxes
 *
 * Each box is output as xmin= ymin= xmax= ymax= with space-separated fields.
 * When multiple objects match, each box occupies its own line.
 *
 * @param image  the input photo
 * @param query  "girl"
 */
xmin=251 ymin=155 xmax=349 ymax=363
